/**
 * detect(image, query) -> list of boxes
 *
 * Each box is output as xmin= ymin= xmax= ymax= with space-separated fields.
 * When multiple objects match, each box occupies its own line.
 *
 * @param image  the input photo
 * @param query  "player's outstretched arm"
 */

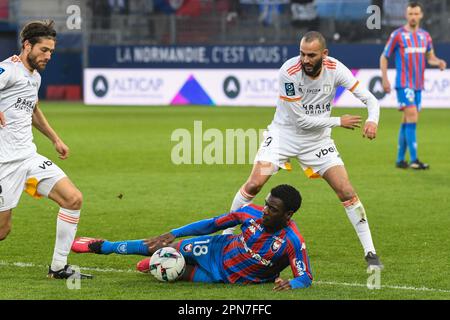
xmin=146 ymin=211 xmax=243 ymax=248
xmin=32 ymin=103 xmax=70 ymax=159
xmin=145 ymin=232 xmax=176 ymax=251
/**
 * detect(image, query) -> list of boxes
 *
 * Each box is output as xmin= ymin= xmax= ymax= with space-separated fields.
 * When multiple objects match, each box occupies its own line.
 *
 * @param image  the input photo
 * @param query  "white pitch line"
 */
xmin=1 ymin=260 xmax=450 ymax=294
xmin=315 ymin=280 xmax=450 ymax=294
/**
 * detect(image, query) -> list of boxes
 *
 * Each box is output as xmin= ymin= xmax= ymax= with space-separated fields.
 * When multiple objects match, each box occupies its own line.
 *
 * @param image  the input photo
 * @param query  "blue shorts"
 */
xmin=396 ymin=88 xmax=422 ymax=111
xmin=175 ymin=235 xmax=231 ymax=283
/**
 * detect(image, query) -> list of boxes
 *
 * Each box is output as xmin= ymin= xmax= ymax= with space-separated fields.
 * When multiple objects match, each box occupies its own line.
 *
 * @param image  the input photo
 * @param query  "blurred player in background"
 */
xmin=0 ymin=20 xmax=91 ymax=279
xmin=223 ymin=31 xmax=383 ymax=270
xmin=72 ymin=184 xmax=313 ymax=290
xmin=380 ymin=1 xmax=446 ymax=170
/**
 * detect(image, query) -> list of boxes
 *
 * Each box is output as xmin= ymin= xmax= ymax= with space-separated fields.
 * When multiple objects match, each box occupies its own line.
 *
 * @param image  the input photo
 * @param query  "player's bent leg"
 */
xmin=0 ymin=210 xmax=12 ymax=241
xmin=46 ymin=177 xmax=84 ymax=273
xmin=322 ymin=165 xmax=355 ymax=202
xmin=322 ymin=165 xmax=383 ymax=269
xmin=47 ymin=177 xmax=83 ymax=210
xmin=224 ymin=161 xmax=276 ymax=235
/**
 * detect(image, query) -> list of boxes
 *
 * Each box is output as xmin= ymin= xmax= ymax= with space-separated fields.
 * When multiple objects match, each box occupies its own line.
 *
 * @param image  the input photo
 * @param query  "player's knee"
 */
xmin=244 ymin=180 xmax=264 ymax=196
xmin=337 ymin=187 xmax=356 ymax=202
xmin=62 ymin=190 xmax=83 ymax=210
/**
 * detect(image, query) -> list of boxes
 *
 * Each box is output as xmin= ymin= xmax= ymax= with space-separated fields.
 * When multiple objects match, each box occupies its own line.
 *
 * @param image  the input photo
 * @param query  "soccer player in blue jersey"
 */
xmin=380 ymin=1 xmax=446 ymax=170
xmin=72 ymin=184 xmax=313 ymax=290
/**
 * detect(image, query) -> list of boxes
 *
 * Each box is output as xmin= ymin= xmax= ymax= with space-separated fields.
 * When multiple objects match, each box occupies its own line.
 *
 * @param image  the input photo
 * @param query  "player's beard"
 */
xmin=27 ymin=52 xmax=47 ymax=72
xmin=302 ymin=58 xmax=323 ymax=77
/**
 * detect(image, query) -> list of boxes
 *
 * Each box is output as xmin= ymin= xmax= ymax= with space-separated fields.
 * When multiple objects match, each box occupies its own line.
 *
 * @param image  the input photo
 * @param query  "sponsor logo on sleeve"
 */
xmin=285 ymin=82 xmax=295 ymax=96
xmin=294 ymin=258 xmax=306 ymax=276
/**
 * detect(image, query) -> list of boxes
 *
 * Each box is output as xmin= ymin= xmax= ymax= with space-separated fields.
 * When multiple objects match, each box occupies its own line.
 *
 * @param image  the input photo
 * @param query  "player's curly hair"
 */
xmin=270 ymin=184 xmax=302 ymax=213
xmin=20 ymin=20 xmax=56 ymax=48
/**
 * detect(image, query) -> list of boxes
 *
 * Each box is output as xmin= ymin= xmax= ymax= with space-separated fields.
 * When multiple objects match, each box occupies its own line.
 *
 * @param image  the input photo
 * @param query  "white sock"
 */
xmin=343 ymin=196 xmax=376 ymax=256
xmin=222 ymin=188 xmax=255 ymax=235
xmin=51 ymin=208 xmax=80 ymax=271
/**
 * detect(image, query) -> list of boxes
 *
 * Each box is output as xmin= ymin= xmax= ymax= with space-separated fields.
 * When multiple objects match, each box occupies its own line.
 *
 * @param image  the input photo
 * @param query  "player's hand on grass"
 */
xmin=54 ymin=139 xmax=70 ymax=160
xmin=340 ymin=115 xmax=362 ymax=130
xmin=144 ymin=232 xmax=176 ymax=250
xmin=0 ymin=111 xmax=6 ymax=127
xmin=382 ymin=78 xmax=391 ymax=93
xmin=363 ymin=121 xmax=378 ymax=140
xmin=273 ymin=277 xmax=292 ymax=291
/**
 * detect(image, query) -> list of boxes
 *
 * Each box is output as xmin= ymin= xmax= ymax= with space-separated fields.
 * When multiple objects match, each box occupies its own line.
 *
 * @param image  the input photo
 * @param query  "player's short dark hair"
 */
xmin=301 ymin=31 xmax=326 ymax=50
xmin=20 ymin=20 xmax=56 ymax=48
xmin=270 ymin=184 xmax=302 ymax=213
xmin=407 ymin=1 xmax=423 ymax=12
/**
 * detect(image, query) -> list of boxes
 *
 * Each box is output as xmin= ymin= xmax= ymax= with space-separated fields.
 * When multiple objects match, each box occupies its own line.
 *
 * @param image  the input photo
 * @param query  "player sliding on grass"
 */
xmin=223 ymin=31 xmax=383 ymax=270
xmin=0 ymin=20 xmax=91 ymax=279
xmin=72 ymin=185 xmax=313 ymax=290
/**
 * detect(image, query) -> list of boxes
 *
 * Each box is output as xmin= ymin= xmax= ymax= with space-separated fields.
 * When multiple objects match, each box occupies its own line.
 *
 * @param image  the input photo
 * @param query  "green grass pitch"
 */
xmin=0 ymin=102 xmax=449 ymax=300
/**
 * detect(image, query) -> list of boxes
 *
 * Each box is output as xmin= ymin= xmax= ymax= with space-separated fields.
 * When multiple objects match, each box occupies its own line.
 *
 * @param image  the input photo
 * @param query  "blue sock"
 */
xmin=101 ymin=240 xmax=149 ymax=256
xmin=397 ymin=123 xmax=407 ymax=162
xmin=404 ymin=123 xmax=418 ymax=162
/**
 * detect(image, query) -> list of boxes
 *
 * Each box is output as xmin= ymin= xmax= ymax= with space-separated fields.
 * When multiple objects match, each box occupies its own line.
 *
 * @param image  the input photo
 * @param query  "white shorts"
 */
xmin=254 ymin=127 xmax=344 ymax=178
xmin=0 ymin=154 xmax=66 ymax=211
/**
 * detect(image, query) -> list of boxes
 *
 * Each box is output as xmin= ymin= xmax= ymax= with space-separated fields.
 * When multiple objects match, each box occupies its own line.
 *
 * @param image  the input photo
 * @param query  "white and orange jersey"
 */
xmin=270 ymin=55 xmax=379 ymax=143
xmin=0 ymin=55 xmax=41 ymax=163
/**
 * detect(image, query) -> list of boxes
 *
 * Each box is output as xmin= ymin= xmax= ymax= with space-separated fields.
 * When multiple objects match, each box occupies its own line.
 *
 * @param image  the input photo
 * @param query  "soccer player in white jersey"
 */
xmin=0 ymin=20 xmax=91 ymax=279
xmin=223 ymin=31 xmax=383 ymax=269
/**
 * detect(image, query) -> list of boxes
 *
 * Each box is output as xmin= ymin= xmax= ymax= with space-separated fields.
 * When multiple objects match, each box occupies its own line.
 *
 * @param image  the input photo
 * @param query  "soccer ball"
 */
xmin=149 ymin=247 xmax=186 ymax=282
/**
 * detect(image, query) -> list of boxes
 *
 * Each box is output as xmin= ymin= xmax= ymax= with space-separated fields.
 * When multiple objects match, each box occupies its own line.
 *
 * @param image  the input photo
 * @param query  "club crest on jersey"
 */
xmin=271 ymin=239 xmax=283 ymax=253
xmin=323 ymin=84 xmax=332 ymax=94
xmin=248 ymin=225 xmax=257 ymax=235
xmin=0 ymin=67 xmax=5 ymax=75
xmin=183 ymin=243 xmax=193 ymax=253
